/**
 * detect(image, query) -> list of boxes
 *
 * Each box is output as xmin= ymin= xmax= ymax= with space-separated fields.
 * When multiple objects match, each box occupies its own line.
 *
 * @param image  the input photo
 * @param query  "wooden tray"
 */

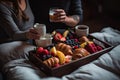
xmin=28 ymin=35 xmax=113 ymax=77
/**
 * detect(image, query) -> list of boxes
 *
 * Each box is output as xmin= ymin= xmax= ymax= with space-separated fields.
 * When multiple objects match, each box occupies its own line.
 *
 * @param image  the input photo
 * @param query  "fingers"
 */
xmin=53 ymin=9 xmax=66 ymax=22
xmin=29 ymin=32 xmax=40 ymax=40
xmin=26 ymin=29 xmax=41 ymax=40
xmin=29 ymin=28 xmax=38 ymax=34
xmin=54 ymin=9 xmax=66 ymax=17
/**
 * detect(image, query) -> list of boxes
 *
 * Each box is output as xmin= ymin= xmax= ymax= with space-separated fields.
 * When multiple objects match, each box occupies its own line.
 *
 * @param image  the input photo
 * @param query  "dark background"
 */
xmin=81 ymin=0 xmax=120 ymax=32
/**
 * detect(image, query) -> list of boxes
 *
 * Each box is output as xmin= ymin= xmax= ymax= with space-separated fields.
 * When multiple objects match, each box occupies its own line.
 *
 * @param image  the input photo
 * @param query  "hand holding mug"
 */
xmin=49 ymin=8 xmax=67 ymax=23
xmin=26 ymin=28 xmax=41 ymax=40
xmin=33 ymin=23 xmax=46 ymax=37
xmin=54 ymin=9 xmax=67 ymax=22
xmin=26 ymin=23 xmax=46 ymax=40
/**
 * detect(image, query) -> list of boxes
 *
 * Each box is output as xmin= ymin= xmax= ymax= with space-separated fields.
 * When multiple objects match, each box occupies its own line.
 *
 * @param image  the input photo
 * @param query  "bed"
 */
xmin=1 ymin=27 xmax=120 ymax=80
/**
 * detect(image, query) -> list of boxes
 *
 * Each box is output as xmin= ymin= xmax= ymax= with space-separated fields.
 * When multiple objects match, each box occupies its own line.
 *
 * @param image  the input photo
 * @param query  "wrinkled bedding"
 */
xmin=91 ymin=27 xmax=120 ymax=46
xmin=2 ymin=27 xmax=120 ymax=80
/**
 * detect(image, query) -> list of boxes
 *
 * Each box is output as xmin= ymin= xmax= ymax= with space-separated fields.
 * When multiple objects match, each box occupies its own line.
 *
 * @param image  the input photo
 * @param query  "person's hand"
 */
xmin=53 ymin=9 xmax=67 ymax=23
xmin=53 ymin=9 xmax=80 ymax=27
xmin=26 ymin=28 xmax=41 ymax=40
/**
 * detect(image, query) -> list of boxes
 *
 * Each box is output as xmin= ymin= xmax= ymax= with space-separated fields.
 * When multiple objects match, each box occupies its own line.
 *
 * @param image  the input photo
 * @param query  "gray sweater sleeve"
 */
xmin=0 ymin=1 xmax=34 ymax=42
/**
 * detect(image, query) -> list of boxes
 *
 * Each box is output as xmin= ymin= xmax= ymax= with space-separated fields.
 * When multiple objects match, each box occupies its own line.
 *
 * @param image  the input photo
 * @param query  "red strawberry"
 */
xmin=73 ymin=46 xmax=78 ymax=49
xmin=54 ymin=32 xmax=63 ymax=41
xmin=42 ymin=49 xmax=49 ymax=55
xmin=36 ymin=47 xmax=44 ymax=54
xmin=96 ymin=46 xmax=103 ymax=51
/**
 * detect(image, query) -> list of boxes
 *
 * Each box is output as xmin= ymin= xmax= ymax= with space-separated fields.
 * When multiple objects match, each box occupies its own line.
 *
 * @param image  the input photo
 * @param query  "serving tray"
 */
xmin=28 ymin=33 xmax=113 ymax=77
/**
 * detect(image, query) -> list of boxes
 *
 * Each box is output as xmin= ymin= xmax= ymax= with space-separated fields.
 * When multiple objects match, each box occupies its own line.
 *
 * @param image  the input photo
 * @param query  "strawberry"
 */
xmin=42 ymin=49 xmax=49 ymax=55
xmin=36 ymin=47 xmax=44 ymax=54
xmin=73 ymin=45 xmax=78 ymax=49
xmin=54 ymin=32 xmax=63 ymax=41
xmin=96 ymin=46 xmax=103 ymax=51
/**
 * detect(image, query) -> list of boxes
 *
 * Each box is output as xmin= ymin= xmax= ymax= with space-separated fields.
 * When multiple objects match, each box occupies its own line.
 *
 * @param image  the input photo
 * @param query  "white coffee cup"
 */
xmin=75 ymin=25 xmax=89 ymax=37
xmin=34 ymin=23 xmax=46 ymax=37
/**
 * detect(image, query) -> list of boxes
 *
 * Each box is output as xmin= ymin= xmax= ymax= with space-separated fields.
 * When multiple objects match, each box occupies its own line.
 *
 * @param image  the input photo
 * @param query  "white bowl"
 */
xmin=35 ymin=33 xmax=53 ymax=47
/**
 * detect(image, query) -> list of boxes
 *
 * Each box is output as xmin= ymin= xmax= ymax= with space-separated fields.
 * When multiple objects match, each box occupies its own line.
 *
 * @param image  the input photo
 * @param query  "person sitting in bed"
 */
xmin=0 ymin=0 xmax=40 ymax=68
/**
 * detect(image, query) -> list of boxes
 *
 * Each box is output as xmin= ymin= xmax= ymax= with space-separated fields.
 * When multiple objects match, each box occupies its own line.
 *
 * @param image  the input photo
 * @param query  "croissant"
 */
xmin=79 ymin=36 xmax=89 ymax=44
xmin=72 ymin=48 xmax=90 ymax=60
xmin=55 ymin=43 xmax=73 ymax=55
xmin=43 ymin=57 xmax=59 ymax=67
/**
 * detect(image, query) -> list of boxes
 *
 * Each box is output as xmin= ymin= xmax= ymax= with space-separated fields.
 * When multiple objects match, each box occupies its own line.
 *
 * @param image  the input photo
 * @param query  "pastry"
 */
xmin=79 ymin=36 xmax=89 ymax=44
xmin=72 ymin=48 xmax=90 ymax=60
xmin=55 ymin=43 xmax=73 ymax=55
xmin=43 ymin=57 xmax=59 ymax=67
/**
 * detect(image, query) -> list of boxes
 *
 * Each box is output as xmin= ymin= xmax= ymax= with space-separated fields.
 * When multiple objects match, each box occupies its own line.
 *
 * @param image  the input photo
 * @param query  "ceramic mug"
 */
xmin=75 ymin=25 xmax=89 ymax=37
xmin=34 ymin=23 xmax=46 ymax=37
